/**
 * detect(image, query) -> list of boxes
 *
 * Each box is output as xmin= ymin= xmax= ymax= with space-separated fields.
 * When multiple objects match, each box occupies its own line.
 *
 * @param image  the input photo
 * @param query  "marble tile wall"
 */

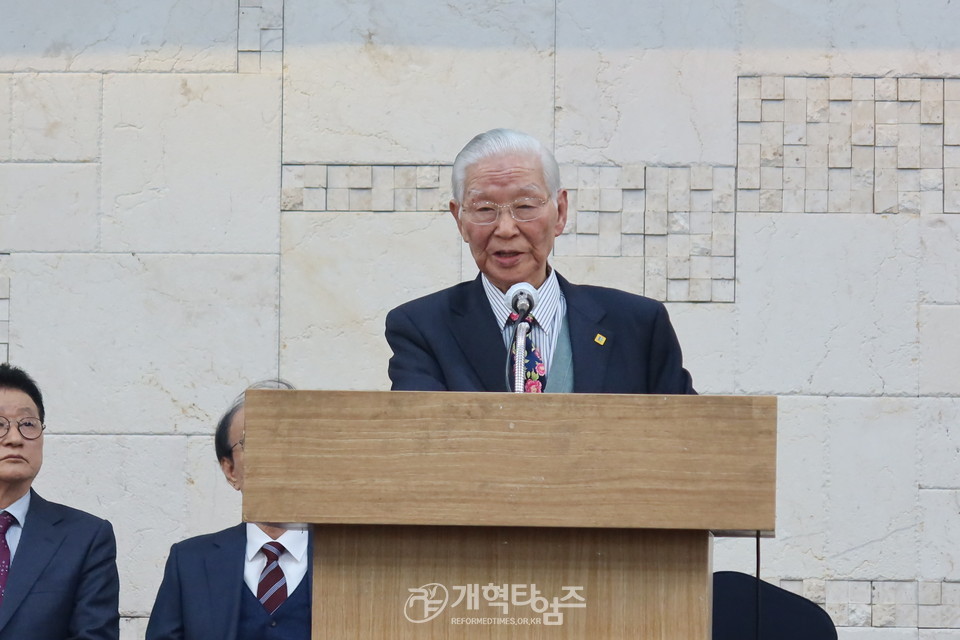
xmin=739 ymin=75 xmax=960 ymax=216
xmin=2 ymin=1 xmax=960 ymax=637
xmin=282 ymin=162 xmax=737 ymax=303
xmin=238 ymin=0 xmax=284 ymax=73
xmin=772 ymin=578 xmax=960 ymax=629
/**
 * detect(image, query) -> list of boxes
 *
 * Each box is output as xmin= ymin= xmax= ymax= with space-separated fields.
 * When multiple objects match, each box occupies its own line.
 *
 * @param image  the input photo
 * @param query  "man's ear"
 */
xmin=220 ymin=457 xmax=240 ymax=491
xmin=554 ymin=189 xmax=569 ymax=236
xmin=450 ymin=200 xmax=467 ymax=241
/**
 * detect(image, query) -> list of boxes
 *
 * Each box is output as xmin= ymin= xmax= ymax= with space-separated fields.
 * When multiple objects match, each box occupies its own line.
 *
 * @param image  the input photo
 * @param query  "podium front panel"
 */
xmin=311 ymin=525 xmax=711 ymax=640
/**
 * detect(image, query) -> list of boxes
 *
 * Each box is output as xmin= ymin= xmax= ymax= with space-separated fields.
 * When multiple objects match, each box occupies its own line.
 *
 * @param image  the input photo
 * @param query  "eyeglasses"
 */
xmin=0 ymin=416 xmax=45 ymax=440
xmin=230 ymin=437 xmax=244 ymax=452
xmin=459 ymin=197 xmax=549 ymax=225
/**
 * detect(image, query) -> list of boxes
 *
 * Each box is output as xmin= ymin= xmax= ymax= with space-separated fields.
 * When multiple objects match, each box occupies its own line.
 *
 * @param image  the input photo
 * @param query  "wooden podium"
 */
xmin=243 ymin=390 xmax=776 ymax=639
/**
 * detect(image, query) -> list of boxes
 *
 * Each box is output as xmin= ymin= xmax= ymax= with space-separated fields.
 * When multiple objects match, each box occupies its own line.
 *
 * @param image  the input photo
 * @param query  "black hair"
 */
xmin=0 ymin=363 xmax=45 ymax=422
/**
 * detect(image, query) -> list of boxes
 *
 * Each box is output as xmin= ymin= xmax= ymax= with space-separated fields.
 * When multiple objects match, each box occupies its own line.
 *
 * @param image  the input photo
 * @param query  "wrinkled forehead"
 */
xmin=463 ymin=152 xmax=548 ymax=199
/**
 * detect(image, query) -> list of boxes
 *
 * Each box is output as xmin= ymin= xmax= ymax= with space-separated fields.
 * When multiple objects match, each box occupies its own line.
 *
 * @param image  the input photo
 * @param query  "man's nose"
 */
xmin=0 ymin=424 xmax=24 ymax=444
xmin=492 ymin=206 xmax=519 ymax=235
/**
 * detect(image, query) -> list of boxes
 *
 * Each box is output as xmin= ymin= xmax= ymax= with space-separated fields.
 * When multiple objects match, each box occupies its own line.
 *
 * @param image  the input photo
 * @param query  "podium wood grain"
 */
xmin=243 ymin=391 xmax=775 ymax=532
xmin=313 ymin=525 xmax=710 ymax=639
xmin=241 ymin=390 xmax=776 ymax=639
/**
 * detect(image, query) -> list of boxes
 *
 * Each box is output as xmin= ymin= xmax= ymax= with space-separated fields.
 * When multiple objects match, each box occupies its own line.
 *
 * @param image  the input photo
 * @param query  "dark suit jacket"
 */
xmin=0 ymin=490 xmax=120 ymax=640
xmin=146 ymin=524 xmax=312 ymax=640
xmin=386 ymin=273 xmax=695 ymax=394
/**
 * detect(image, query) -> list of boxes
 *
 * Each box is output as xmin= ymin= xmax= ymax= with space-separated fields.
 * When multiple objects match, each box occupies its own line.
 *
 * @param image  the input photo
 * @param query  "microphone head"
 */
xmin=504 ymin=282 xmax=538 ymax=316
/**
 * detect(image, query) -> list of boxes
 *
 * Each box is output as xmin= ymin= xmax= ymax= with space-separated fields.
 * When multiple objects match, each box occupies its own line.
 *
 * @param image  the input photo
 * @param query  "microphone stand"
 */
xmin=512 ymin=319 xmax=531 ymax=394
xmin=502 ymin=283 xmax=538 ymax=393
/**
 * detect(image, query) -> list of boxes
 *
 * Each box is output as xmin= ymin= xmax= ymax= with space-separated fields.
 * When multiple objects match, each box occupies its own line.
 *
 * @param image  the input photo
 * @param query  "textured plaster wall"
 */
xmin=1 ymin=1 xmax=959 ymax=637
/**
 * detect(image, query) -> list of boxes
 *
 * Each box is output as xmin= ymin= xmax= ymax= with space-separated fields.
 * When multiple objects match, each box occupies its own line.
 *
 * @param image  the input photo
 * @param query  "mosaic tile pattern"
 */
xmin=282 ymin=164 xmax=453 ymax=213
xmin=776 ymin=578 xmax=960 ymax=629
xmin=282 ymin=163 xmax=737 ymax=303
xmin=740 ymin=76 xmax=960 ymax=215
xmin=238 ymin=0 xmax=283 ymax=74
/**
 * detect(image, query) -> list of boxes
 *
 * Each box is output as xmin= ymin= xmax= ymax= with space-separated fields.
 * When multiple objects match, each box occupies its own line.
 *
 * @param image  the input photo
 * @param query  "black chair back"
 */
xmin=712 ymin=571 xmax=837 ymax=640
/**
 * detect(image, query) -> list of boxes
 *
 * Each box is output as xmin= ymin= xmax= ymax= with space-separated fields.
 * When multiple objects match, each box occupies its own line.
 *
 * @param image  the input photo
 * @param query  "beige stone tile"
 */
xmin=735 ymin=214 xmax=920 ymax=395
xmin=761 ymin=99 xmax=784 ymax=121
xmin=238 ymin=7 xmax=262 ymax=51
xmin=807 ymin=77 xmax=829 ymax=101
xmin=280 ymin=212 xmax=461 ymax=390
xmin=575 ymin=232 xmax=599 ymax=256
xmin=900 ymin=78 xmax=923 ymax=101
xmin=920 ymin=305 xmax=960 ymax=395
xmin=737 ymin=188 xmax=760 ymax=212
xmin=237 ymin=52 xmax=261 ymax=74
xmin=1 ymin=1 xmax=236 ymax=71
xmin=922 ymin=79 xmax=945 ymax=124
xmin=761 ymin=75 xmax=784 ymax=100
xmin=782 ymin=189 xmax=805 ymax=212
xmin=576 ymin=210 xmax=599 ymax=234
xmin=0 ymin=164 xmax=99 ymax=251
xmin=7 ymin=252 xmax=280 ymax=434
xmin=11 ymin=73 xmax=100 ymax=161
xmin=597 ymin=166 xmax=619 ymax=189
xmin=807 ymin=98 xmax=829 ymax=123
xmin=0 ymin=75 xmax=9 ymax=159
xmin=852 ymin=77 xmax=875 ymax=101
xmin=668 ymin=210 xmax=689 ymax=234
xmin=920 ymin=190 xmax=944 ymax=215
xmin=551 ymin=257 xmax=644 ymax=295
xmin=101 ymin=74 xmax=281 ymax=252
xmin=829 ymin=77 xmax=853 ymax=101
xmin=784 ymin=98 xmax=806 ymax=123
xmin=618 ymin=164 xmax=645 ymax=189
xmin=783 ymin=76 xmax=806 ymax=100
xmin=557 ymin=46 xmax=736 ymax=164
xmin=285 ymin=7 xmax=553 ymax=163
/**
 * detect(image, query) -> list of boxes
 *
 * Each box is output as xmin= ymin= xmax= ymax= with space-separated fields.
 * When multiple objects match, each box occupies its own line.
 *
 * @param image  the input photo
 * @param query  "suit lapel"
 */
xmin=449 ymin=276 xmax=510 ymax=392
xmin=0 ymin=491 xmax=66 ymax=633
xmin=204 ymin=524 xmax=246 ymax=640
xmin=559 ymin=276 xmax=614 ymax=393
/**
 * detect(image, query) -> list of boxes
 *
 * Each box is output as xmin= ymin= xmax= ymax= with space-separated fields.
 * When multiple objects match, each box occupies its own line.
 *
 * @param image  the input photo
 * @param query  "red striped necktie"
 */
xmin=257 ymin=541 xmax=288 ymax=614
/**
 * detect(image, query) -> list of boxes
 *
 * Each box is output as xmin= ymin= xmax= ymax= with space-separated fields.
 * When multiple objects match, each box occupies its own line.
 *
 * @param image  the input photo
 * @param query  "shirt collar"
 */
xmin=3 ymin=490 xmax=30 ymax=527
xmin=481 ymin=269 xmax=562 ymax=332
xmin=245 ymin=523 xmax=310 ymax=562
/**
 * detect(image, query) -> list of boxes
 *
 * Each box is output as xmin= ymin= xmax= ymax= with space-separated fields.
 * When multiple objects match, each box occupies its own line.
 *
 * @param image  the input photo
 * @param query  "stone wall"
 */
xmin=2 ymin=1 xmax=959 ymax=637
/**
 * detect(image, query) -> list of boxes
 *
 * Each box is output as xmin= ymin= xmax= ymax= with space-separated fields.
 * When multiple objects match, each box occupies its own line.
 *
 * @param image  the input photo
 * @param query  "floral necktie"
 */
xmin=508 ymin=312 xmax=547 ymax=393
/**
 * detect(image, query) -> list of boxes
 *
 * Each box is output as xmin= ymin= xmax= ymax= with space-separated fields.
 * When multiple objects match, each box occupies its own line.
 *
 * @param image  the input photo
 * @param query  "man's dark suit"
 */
xmin=0 ymin=490 xmax=120 ymax=640
xmin=386 ymin=273 xmax=695 ymax=394
xmin=146 ymin=524 xmax=312 ymax=640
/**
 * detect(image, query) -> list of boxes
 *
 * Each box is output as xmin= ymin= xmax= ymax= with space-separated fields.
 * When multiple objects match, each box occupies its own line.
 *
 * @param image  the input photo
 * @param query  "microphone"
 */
xmin=504 ymin=282 xmax=538 ymax=319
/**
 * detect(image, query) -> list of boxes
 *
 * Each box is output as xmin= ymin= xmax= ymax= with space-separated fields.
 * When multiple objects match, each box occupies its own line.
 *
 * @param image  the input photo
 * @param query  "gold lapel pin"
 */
xmin=594 ymin=334 xmax=607 ymax=345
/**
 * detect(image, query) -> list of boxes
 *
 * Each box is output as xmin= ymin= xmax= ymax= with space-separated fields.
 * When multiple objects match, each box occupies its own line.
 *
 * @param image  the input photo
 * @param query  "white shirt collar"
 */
xmin=244 ymin=522 xmax=310 ymax=562
xmin=481 ymin=269 xmax=562 ymax=333
xmin=3 ymin=490 xmax=30 ymax=526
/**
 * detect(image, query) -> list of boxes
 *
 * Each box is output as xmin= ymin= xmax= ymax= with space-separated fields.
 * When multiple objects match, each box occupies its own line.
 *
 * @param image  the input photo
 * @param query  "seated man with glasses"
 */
xmin=386 ymin=128 xmax=695 ymax=394
xmin=147 ymin=380 xmax=311 ymax=640
xmin=0 ymin=363 xmax=120 ymax=639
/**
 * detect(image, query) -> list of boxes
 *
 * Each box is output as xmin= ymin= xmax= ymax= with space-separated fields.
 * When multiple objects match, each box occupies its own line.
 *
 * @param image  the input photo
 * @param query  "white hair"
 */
xmin=451 ymin=128 xmax=561 ymax=203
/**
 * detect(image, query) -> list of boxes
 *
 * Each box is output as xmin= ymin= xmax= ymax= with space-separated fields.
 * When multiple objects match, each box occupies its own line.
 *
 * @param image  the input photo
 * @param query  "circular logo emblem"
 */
xmin=404 ymin=583 xmax=449 ymax=623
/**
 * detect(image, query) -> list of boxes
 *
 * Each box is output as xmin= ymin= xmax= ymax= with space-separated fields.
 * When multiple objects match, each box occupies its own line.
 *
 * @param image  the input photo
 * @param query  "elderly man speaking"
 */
xmin=386 ymin=128 xmax=695 ymax=395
